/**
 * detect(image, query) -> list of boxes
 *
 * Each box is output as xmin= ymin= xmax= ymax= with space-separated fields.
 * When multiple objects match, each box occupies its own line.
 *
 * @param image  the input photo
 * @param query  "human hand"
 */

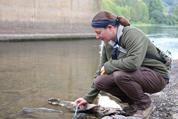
xmin=100 ymin=66 xmax=107 ymax=75
xmin=74 ymin=98 xmax=87 ymax=110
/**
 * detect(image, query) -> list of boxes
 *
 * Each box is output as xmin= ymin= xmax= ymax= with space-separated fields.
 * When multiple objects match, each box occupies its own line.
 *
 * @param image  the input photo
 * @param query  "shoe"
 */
xmin=133 ymin=104 xmax=155 ymax=119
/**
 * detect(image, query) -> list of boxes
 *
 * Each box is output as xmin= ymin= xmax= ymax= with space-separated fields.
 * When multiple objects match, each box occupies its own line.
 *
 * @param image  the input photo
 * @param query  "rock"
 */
xmin=102 ymin=115 xmax=127 ymax=119
xmin=173 ymin=113 xmax=178 ymax=119
xmin=172 ymin=106 xmax=178 ymax=112
xmin=101 ymin=115 xmax=142 ymax=119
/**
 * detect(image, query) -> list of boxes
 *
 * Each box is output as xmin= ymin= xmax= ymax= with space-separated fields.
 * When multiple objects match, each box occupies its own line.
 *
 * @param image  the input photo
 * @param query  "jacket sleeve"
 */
xmin=83 ymin=84 xmax=100 ymax=103
xmin=104 ymin=28 xmax=149 ymax=73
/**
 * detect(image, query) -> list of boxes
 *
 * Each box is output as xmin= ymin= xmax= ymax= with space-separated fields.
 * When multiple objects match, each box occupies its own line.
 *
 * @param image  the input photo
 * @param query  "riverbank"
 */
xmin=132 ymin=23 xmax=178 ymax=27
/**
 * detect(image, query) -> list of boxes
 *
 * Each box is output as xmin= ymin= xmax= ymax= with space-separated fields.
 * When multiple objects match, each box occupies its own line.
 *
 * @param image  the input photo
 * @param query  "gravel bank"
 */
xmin=150 ymin=60 xmax=178 ymax=119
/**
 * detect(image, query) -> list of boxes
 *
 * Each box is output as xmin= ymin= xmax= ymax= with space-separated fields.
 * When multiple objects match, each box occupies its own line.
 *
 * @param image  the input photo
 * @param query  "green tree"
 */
xmin=101 ymin=0 xmax=177 ymax=25
xmin=143 ymin=0 xmax=175 ymax=24
xmin=173 ymin=5 xmax=178 ymax=23
xmin=173 ymin=5 xmax=178 ymax=16
xmin=101 ymin=0 xmax=131 ymax=19
xmin=150 ymin=10 xmax=165 ymax=23
xmin=129 ymin=0 xmax=149 ymax=22
xmin=101 ymin=0 xmax=149 ymax=23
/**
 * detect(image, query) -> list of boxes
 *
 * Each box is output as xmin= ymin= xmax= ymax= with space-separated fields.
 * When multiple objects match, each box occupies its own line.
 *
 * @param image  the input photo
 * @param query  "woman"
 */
xmin=74 ymin=11 xmax=169 ymax=117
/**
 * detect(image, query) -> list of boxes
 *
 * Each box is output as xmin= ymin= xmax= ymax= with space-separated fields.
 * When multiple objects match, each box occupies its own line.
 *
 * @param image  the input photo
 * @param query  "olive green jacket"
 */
xmin=84 ymin=26 xmax=169 ymax=103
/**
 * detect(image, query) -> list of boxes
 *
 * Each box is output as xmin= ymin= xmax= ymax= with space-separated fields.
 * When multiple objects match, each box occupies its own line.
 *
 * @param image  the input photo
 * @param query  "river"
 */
xmin=0 ymin=26 xmax=178 ymax=119
xmin=138 ymin=25 xmax=178 ymax=59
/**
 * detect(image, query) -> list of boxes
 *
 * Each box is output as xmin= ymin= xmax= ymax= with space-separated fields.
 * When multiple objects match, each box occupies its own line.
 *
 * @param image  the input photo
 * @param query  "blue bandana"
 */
xmin=91 ymin=19 xmax=119 ymax=28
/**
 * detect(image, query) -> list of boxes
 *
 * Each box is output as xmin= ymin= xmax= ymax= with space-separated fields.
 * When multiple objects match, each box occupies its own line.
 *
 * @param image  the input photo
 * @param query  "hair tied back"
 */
xmin=115 ymin=16 xmax=120 ymax=25
xmin=117 ymin=16 xmax=130 ymax=27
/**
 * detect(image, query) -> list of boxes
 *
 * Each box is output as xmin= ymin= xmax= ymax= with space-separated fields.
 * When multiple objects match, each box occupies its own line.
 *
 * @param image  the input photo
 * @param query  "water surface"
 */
xmin=138 ymin=26 xmax=178 ymax=59
xmin=0 ymin=40 xmax=100 ymax=119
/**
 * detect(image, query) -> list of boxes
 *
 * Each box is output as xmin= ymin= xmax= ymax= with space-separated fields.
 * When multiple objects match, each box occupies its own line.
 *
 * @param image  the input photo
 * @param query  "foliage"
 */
xmin=174 ymin=5 xmax=178 ymax=15
xmin=130 ymin=1 xmax=149 ymax=22
xmin=144 ymin=0 xmax=176 ymax=25
xmin=101 ymin=0 xmax=131 ymax=19
xmin=101 ymin=0 xmax=178 ymax=25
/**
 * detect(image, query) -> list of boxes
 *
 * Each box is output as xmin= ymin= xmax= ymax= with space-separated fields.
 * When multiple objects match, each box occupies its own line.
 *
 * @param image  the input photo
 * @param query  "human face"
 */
xmin=94 ymin=25 xmax=116 ymax=42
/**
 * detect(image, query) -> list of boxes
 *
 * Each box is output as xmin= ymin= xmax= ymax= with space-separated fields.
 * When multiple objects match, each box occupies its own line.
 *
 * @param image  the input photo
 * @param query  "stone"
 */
xmin=173 ymin=113 xmax=178 ymax=119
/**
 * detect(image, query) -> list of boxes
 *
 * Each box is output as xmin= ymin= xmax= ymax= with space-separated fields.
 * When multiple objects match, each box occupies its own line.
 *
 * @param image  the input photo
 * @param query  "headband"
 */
xmin=91 ymin=19 xmax=120 ymax=28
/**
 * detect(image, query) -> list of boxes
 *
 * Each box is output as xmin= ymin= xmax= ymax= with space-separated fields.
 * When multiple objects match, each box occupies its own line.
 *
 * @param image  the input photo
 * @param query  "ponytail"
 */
xmin=116 ymin=16 xmax=130 ymax=27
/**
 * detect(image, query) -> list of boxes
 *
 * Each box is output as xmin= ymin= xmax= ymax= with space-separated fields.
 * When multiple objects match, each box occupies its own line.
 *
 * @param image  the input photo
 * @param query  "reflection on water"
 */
xmin=149 ymin=37 xmax=178 ymax=59
xmin=0 ymin=40 xmax=100 ymax=119
xmin=138 ymin=26 xmax=178 ymax=59
xmin=0 ymin=26 xmax=178 ymax=119
xmin=138 ymin=26 xmax=178 ymax=38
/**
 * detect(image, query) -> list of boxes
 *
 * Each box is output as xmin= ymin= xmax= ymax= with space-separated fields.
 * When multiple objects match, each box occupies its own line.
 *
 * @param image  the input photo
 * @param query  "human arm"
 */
xmin=74 ymin=84 xmax=100 ymax=109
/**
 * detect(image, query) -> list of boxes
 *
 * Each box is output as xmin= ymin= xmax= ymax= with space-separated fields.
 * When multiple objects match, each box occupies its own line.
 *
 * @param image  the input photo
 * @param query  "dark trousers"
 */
xmin=94 ymin=67 xmax=167 ymax=110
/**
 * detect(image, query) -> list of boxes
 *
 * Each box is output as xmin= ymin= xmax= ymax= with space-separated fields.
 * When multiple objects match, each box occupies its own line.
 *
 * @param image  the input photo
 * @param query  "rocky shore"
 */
xmin=150 ymin=60 xmax=178 ymax=119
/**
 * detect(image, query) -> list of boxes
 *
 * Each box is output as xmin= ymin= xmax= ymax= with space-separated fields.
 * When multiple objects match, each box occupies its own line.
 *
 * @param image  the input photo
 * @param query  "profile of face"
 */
xmin=93 ymin=25 xmax=116 ymax=42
